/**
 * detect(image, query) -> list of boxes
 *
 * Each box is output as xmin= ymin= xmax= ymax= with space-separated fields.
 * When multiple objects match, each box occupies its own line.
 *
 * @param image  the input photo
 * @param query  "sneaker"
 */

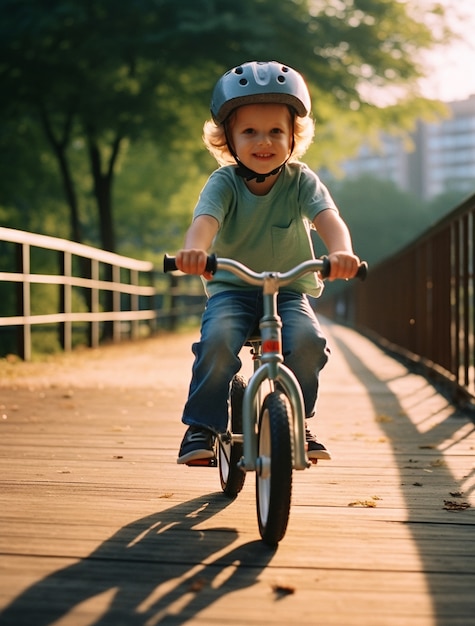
xmin=305 ymin=422 xmax=332 ymax=460
xmin=177 ymin=426 xmax=216 ymax=464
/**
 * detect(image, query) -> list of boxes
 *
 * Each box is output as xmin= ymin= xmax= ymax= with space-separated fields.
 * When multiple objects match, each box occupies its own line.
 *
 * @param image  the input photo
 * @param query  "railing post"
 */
xmin=168 ymin=273 xmax=179 ymax=331
xmin=59 ymin=250 xmax=73 ymax=352
xmin=21 ymin=243 xmax=31 ymax=361
xmin=113 ymin=264 xmax=121 ymax=342
xmin=14 ymin=242 xmax=26 ymax=360
xmin=102 ymin=263 xmax=114 ymax=341
xmin=149 ymin=269 xmax=158 ymax=336
xmin=131 ymin=268 xmax=139 ymax=340
xmin=90 ymin=259 xmax=100 ymax=348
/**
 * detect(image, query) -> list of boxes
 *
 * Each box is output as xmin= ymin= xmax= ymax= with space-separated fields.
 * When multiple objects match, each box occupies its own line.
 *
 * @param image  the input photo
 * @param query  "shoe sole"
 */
xmin=307 ymin=449 xmax=332 ymax=461
xmin=177 ymin=449 xmax=216 ymax=465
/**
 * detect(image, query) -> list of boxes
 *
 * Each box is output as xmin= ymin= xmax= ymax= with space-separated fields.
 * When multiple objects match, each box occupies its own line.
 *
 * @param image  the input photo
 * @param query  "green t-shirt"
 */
xmin=193 ymin=162 xmax=338 ymax=297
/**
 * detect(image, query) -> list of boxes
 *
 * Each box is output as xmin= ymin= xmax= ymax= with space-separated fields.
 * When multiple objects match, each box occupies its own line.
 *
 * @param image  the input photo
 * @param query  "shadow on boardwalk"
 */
xmin=330 ymin=327 xmax=475 ymax=624
xmin=0 ymin=493 xmax=276 ymax=625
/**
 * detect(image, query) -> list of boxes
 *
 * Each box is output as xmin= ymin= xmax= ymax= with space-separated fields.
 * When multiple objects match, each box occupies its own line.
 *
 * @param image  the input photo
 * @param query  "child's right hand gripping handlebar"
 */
xmin=163 ymin=253 xmax=218 ymax=275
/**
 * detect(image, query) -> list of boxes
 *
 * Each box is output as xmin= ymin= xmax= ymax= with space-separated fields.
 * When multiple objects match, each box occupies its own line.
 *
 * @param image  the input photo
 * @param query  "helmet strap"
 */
xmin=235 ymin=161 xmax=284 ymax=183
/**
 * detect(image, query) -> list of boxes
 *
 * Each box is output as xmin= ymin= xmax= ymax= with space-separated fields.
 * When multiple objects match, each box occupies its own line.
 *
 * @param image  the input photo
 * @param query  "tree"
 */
xmin=0 ymin=0 xmax=454 ymax=253
xmin=113 ymin=141 xmax=212 ymax=260
xmin=327 ymin=174 xmax=473 ymax=269
xmin=328 ymin=175 xmax=427 ymax=265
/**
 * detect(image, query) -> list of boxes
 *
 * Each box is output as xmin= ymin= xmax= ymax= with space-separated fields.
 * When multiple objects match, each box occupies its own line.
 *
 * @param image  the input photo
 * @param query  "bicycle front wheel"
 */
xmin=256 ymin=390 xmax=293 ymax=545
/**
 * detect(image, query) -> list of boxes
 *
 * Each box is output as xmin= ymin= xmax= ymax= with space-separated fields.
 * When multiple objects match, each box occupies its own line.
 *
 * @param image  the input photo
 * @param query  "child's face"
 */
xmin=229 ymin=103 xmax=293 ymax=175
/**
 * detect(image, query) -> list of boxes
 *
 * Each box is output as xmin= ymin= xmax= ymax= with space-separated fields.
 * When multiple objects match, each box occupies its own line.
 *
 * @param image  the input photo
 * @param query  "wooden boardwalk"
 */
xmin=0 ymin=320 xmax=474 ymax=626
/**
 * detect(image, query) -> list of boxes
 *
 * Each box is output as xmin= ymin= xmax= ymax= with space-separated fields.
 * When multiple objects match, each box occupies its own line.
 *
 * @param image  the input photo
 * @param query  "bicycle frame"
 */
xmin=238 ymin=273 xmax=309 ymax=472
xmin=207 ymin=257 xmax=335 ymax=473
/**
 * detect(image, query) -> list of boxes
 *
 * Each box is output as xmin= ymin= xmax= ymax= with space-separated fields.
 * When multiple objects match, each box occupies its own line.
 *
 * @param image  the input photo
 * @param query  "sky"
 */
xmin=418 ymin=0 xmax=475 ymax=102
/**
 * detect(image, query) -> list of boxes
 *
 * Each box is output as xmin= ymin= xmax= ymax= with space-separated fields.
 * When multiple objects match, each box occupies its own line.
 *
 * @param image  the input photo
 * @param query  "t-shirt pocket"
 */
xmin=271 ymin=220 xmax=323 ymax=296
xmin=271 ymin=220 xmax=309 ymax=263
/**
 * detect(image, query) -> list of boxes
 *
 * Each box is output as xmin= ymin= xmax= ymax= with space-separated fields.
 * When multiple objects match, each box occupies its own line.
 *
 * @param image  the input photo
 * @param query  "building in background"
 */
xmin=340 ymin=94 xmax=475 ymax=201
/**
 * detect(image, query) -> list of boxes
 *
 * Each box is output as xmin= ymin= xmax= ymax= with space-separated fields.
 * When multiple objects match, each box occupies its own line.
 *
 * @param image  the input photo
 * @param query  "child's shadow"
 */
xmin=0 ymin=493 xmax=276 ymax=625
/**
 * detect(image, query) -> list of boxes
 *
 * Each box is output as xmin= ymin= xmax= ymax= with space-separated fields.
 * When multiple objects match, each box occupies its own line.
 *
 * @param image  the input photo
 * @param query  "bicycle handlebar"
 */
xmin=163 ymin=254 xmax=367 ymax=283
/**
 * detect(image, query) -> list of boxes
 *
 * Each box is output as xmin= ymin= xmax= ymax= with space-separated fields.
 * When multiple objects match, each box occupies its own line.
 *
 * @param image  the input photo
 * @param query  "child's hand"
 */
xmin=176 ymin=249 xmax=214 ymax=279
xmin=326 ymin=251 xmax=360 ymax=281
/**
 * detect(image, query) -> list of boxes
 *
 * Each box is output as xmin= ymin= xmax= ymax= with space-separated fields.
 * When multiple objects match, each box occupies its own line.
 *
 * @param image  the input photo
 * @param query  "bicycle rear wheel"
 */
xmin=218 ymin=374 xmax=246 ymax=498
xmin=256 ymin=390 xmax=293 ymax=545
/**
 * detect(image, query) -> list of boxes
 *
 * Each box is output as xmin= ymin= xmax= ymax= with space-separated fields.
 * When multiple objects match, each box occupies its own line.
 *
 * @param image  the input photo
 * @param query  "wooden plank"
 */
xmin=0 ymin=323 xmax=474 ymax=625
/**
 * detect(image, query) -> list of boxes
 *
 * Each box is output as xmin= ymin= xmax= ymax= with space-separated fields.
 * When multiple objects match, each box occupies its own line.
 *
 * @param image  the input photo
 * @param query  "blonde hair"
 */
xmin=203 ymin=106 xmax=315 ymax=167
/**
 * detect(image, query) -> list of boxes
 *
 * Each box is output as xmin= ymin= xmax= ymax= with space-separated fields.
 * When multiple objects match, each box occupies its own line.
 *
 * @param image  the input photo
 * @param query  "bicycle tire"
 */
xmin=256 ymin=390 xmax=293 ymax=545
xmin=218 ymin=374 xmax=247 ymax=498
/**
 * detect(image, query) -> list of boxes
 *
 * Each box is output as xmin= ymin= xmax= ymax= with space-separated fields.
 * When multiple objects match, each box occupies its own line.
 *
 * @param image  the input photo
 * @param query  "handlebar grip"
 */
xmin=356 ymin=261 xmax=368 ymax=281
xmin=321 ymin=256 xmax=331 ymax=279
xmin=163 ymin=254 xmax=178 ymax=272
xmin=163 ymin=254 xmax=217 ymax=275
xmin=320 ymin=257 xmax=368 ymax=281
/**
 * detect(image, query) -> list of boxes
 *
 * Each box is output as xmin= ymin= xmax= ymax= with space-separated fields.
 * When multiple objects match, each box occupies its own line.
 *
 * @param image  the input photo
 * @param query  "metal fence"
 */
xmin=321 ymin=192 xmax=475 ymax=407
xmin=0 ymin=227 xmax=157 ymax=360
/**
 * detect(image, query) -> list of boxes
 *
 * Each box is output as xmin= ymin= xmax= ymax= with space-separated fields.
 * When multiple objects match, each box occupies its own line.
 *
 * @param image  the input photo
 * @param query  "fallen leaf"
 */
xmin=272 ymin=583 xmax=295 ymax=596
xmin=348 ymin=500 xmax=377 ymax=508
xmin=189 ymin=577 xmax=207 ymax=592
xmin=443 ymin=500 xmax=471 ymax=511
xmin=430 ymin=459 xmax=447 ymax=468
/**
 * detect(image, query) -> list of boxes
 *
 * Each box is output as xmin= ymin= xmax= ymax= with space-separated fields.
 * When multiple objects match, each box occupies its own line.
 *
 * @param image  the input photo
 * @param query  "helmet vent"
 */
xmin=239 ymin=78 xmax=248 ymax=86
xmin=277 ymin=76 xmax=286 ymax=83
xmin=235 ymin=66 xmax=244 ymax=75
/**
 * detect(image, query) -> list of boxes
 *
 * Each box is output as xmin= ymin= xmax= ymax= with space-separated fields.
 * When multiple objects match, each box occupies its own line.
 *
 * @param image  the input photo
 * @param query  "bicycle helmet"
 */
xmin=211 ymin=61 xmax=311 ymax=124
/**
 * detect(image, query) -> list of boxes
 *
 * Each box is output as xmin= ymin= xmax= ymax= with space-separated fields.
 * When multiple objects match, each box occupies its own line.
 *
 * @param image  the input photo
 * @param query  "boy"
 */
xmin=175 ymin=61 xmax=359 ymax=464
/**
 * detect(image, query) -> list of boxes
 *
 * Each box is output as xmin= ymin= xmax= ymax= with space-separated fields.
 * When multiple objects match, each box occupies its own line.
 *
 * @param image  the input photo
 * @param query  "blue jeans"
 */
xmin=182 ymin=289 xmax=330 ymax=433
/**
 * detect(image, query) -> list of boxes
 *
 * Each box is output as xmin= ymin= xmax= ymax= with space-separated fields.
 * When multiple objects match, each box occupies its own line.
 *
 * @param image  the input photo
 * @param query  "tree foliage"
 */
xmin=0 ymin=0 xmax=454 ymax=254
xmin=328 ymin=174 xmax=467 ymax=267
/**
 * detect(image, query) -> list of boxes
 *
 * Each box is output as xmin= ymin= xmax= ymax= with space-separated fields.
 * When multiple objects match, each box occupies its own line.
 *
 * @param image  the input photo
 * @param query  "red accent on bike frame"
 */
xmin=262 ymin=339 xmax=281 ymax=353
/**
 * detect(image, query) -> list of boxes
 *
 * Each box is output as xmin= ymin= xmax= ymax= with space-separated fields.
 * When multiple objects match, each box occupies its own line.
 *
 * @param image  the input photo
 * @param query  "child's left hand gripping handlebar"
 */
xmin=163 ymin=253 xmax=217 ymax=275
xmin=321 ymin=257 xmax=368 ymax=281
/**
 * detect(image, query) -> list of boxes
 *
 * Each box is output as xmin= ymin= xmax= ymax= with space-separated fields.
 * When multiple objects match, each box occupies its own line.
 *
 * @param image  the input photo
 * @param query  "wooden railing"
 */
xmin=0 ymin=227 xmax=157 ymax=360
xmin=320 ymin=192 xmax=475 ymax=408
